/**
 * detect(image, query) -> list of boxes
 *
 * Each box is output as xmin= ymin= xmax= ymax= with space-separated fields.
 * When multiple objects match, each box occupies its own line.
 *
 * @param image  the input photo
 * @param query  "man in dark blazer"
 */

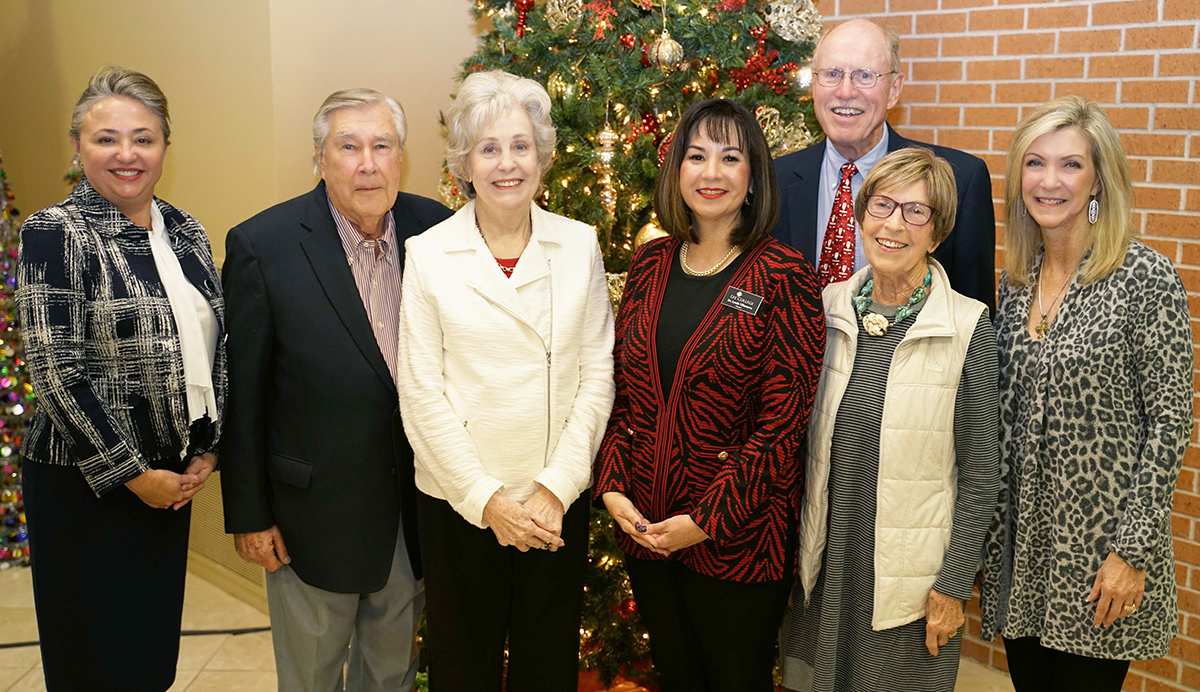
xmin=221 ymin=89 xmax=452 ymax=692
xmin=773 ymin=19 xmax=996 ymax=314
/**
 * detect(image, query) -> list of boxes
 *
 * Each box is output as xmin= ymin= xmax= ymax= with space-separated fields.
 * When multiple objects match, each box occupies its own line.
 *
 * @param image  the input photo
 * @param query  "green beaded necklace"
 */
xmin=852 ymin=269 xmax=932 ymax=336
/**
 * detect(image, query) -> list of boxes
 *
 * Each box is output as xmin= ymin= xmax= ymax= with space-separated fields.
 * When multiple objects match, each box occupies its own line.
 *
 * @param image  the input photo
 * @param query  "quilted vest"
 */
xmin=799 ymin=259 xmax=986 ymax=630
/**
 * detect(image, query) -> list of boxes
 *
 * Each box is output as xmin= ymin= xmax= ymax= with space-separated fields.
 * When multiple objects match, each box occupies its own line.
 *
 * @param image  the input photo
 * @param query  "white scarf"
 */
xmin=148 ymin=203 xmax=219 ymax=429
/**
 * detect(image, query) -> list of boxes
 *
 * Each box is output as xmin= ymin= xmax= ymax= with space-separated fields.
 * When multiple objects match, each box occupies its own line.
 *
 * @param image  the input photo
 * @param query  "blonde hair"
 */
xmin=444 ymin=70 xmax=556 ymax=198
xmin=1004 ymin=96 xmax=1134 ymax=285
xmin=854 ymin=147 xmax=957 ymax=248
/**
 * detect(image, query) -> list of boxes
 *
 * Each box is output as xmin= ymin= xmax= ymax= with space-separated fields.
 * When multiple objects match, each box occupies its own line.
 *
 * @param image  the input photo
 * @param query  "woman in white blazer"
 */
xmin=397 ymin=70 xmax=614 ymax=692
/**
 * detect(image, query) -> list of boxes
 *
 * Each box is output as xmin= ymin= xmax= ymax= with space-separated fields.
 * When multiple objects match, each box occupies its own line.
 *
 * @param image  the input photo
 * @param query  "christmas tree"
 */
xmin=445 ymin=0 xmax=823 ymax=273
xmin=441 ymin=1 xmax=824 ymax=686
xmin=0 ymin=149 xmax=32 ymax=570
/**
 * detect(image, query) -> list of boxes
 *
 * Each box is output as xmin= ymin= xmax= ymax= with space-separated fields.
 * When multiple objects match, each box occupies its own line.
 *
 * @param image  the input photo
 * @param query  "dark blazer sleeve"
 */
xmin=16 ymin=210 xmax=150 ymax=495
xmin=891 ymin=126 xmax=997 ymax=315
xmin=941 ymin=152 xmax=997 ymax=315
xmin=219 ymin=223 xmax=278 ymax=533
xmin=770 ymin=144 xmax=824 ymax=269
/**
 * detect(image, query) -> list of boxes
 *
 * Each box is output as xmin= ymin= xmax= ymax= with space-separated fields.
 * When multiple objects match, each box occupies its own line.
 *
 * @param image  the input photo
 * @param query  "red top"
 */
xmin=495 ymin=257 xmax=518 ymax=278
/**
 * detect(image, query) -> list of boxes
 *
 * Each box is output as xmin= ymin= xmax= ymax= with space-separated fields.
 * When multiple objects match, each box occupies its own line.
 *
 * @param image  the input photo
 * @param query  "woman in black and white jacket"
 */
xmin=16 ymin=67 xmax=225 ymax=692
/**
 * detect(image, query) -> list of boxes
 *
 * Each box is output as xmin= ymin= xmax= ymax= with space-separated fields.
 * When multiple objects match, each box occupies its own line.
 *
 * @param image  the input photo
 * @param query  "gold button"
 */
xmin=717 ymin=451 xmax=729 ymax=460
xmin=626 ymin=427 xmax=634 ymax=435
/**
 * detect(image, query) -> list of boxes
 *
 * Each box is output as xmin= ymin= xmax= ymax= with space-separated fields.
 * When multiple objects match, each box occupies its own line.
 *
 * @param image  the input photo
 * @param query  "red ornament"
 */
xmin=515 ymin=0 xmax=534 ymax=37
xmin=730 ymin=31 xmax=798 ymax=95
xmin=717 ymin=0 xmax=747 ymax=9
xmin=620 ymin=33 xmax=637 ymax=49
xmin=620 ymin=597 xmax=638 ymax=617
xmin=641 ymin=112 xmax=660 ymax=135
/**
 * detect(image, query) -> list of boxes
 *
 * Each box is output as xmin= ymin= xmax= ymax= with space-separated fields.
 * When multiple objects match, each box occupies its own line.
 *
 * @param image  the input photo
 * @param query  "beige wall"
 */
xmin=0 ymin=0 xmax=481 ymax=261
xmin=0 ymin=0 xmax=481 ymax=598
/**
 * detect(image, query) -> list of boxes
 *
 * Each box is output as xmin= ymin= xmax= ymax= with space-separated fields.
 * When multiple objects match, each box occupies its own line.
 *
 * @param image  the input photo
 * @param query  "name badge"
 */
xmin=720 ymin=286 xmax=764 ymax=315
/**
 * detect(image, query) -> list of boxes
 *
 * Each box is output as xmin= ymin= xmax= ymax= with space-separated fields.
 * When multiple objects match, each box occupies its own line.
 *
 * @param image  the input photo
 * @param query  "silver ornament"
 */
xmin=765 ymin=0 xmax=823 ymax=44
xmin=648 ymin=30 xmax=684 ymax=68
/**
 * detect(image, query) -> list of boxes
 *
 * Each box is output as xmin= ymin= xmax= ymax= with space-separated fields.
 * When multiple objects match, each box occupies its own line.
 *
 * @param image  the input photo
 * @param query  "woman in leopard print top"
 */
xmin=980 ymin=96 xmax=1193 ymax=692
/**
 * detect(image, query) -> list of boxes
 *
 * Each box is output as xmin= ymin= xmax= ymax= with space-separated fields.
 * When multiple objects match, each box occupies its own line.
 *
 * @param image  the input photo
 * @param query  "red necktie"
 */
xmin=817 ymin=161 xmax=858 ymax=288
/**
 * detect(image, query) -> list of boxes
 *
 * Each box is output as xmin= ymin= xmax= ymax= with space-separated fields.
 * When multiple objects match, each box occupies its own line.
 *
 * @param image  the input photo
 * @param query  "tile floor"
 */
xmin=0 ymin=566 xmax=1013 ymax=691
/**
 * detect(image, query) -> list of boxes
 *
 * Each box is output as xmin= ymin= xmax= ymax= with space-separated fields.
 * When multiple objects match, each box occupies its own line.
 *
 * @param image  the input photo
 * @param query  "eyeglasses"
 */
xmin=814 ymin=68 xmax=898 ymax=89
xmin=864 ymin=195 xmax=937 ymax=226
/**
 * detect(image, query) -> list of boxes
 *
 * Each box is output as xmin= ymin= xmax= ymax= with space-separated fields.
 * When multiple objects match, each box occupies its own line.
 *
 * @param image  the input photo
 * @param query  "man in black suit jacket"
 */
xmin=221 ymin=89 xmax=452 ymax=692
xmin=773 ymin=19 xmax=996 ymax=314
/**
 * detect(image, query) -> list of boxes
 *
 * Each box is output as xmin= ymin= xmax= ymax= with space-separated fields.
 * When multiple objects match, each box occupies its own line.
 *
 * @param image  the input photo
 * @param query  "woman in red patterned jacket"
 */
xmin=594 ymin=99 xmax=826 ymax=691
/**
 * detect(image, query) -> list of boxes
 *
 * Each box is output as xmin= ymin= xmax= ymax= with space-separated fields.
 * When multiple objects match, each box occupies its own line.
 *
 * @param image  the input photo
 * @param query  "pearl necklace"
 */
xmin=680 ymin=241 xmax=739 ymax=277
xmin=852 ymin=269 xmax=931 ymax=337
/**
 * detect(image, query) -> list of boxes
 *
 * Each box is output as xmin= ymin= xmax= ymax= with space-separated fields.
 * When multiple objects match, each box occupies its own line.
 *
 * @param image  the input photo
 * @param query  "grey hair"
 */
xmin=70 ymin=66 xmax=171 ymax=145
xmin=814 ymin=19 xmax=901 ymax=73
xmin=444 ymin=70 xmax=556 ymax=198
xmin=312 ymin=89 xmax=408 ymax=175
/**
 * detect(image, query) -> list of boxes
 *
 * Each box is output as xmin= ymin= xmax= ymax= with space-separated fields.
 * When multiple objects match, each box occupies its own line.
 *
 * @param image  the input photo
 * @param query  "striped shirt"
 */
xmin=328 ymin=198 xmax=401 ymax=384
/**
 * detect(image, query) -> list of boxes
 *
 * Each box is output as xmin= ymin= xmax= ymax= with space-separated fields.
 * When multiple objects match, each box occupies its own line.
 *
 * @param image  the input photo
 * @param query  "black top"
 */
xmin=655 ymin=249 xmax=749 ymax=396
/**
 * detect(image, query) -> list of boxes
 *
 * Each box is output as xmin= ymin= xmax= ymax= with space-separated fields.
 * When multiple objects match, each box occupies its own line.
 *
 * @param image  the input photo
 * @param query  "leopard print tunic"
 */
xmin=980 ymin=241 xmax=1193 ymax=660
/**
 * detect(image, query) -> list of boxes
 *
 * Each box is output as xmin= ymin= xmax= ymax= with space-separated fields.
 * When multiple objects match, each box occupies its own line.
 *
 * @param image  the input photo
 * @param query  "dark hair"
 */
xmin=653 ymin=99 xmax=779 ymax=246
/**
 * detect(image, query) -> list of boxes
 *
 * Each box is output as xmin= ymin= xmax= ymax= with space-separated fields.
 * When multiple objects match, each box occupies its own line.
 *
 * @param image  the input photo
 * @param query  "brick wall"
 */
xmin=806 ymin=0 xmax=1200 ymax=689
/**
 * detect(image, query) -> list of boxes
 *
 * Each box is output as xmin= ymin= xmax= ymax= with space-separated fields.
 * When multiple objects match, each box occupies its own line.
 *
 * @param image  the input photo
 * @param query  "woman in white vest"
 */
xmin=780 ymin=147 xmax=1000 ymax=692
xmin=979 ymin=97 xmax=1192 ymax=692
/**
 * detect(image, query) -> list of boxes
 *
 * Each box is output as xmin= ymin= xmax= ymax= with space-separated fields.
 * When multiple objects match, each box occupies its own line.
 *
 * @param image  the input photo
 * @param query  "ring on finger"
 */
xmin=1123 ymin=603 xmax=1138 ymax=614
xmin=542 ymin=541 xmax=552 ymax=550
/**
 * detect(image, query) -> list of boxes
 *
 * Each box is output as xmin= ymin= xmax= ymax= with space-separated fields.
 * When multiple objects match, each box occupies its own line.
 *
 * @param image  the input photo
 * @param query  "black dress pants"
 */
xmin=24 ymin=458 xmax=191 ymax=692
xmin=417 ymin=492 xmax=589 ymax=692
xmin=1003 ymin=636 xmax=1131 ymax=692
xmin=623 ymin=555 xmax=790 ymax=692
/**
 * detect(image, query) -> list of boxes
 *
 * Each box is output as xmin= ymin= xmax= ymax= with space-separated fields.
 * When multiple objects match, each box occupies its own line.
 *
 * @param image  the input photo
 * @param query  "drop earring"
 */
xmin=1087 ymin=196 xmax=1099 ymax=224
xmin=65 ymin=155 xmax=83 ymax=186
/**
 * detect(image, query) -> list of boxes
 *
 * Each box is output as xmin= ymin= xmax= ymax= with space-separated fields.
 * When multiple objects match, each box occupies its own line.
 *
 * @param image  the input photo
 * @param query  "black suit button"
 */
xmin=390 ymin=468 xmax=397 ymax=476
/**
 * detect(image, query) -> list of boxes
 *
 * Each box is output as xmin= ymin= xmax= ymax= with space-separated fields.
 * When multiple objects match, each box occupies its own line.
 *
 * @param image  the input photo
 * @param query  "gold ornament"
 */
xmin=791 ymin=59 xmax=814 ymax=98
xmin=546 ymin=72 xmax=576 ymax=101
xmin=765 ymin=0 xmax=823 ymax=43
xmin=634 ymin=216 xmax=669 ymax=248
xmin=605 ymin=272 xmax=627 ymax=314
xmin=648 ymin=30 xmax=684 ymax=68
xmin=778 ymin=120 xmax=815 ymax=156
xmin=545 ymin=0 xmax=583 ymax=31
xmin=438 ymin=170 xmax=469 ymax=210
xmin=755 ymin=106 xmax=815 ymax=158
xmin=591 ymin=123 xmax=619 ymax=220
